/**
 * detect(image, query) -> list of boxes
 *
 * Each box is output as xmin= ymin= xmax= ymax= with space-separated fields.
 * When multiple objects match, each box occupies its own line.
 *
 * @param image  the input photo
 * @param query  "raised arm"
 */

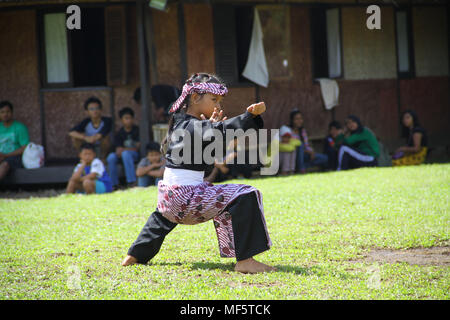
xmin=201 ymin=102 xmax=266 ymax=134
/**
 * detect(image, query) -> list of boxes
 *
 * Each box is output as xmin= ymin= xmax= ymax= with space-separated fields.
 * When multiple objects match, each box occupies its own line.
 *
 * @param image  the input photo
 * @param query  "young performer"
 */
xmin=122 ymin=73 xmax=274 ymax=273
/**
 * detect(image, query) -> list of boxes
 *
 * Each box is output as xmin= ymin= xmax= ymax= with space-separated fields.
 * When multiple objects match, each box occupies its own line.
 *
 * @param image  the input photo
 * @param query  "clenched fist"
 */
xmin=247 ymin=102 xmax=266 ymax=116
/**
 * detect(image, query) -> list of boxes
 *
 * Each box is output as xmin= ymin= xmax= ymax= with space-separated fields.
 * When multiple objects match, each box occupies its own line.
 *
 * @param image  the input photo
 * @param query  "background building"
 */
xmin=0 ymin=0 xmax=448 ymax=163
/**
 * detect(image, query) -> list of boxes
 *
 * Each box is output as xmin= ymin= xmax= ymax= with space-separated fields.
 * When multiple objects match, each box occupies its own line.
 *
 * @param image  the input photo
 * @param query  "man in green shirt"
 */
xmin=0 ymin=101 xmax=30 ymax=181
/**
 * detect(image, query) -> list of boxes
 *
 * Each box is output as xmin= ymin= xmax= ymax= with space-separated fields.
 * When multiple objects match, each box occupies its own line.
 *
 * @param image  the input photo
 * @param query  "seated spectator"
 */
xmin=136 ymin=142 xmax=165 ymax=187
xmin=278 ymin=125 xmax=301 ymax=175
xmin=204 ymin=138 xmax=254 ymax=182
xmin=323 ymin=121 xmax=343 ymax=170
xmin=335 ymin=115 xmax=379 ymax=171
xmin=66 ymin=143 xmax=113 ymax=194
xmin=0 ymin=101 xmax=30 ymax=182
xmin=288 ymin=109 xmax=328 ymax=173
xmin=204 ymin=156 xmax=235 ymax=183
xmin=392 ymin=110 xmax=428 ymax=166
xmin=107 ymin=107 xmax=140 ymax=189
xmin=69 ymin=96 xmax=112 ymax=162
xmin=228 ymin=138 xmax=256 ymax=179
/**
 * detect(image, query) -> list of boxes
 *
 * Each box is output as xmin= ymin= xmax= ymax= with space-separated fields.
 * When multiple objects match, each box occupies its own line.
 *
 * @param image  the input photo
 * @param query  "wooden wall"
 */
xmin=0 ymin=10 xmax=41 ymax=145
xmin=0 ymin=2 xmax=448 ymax=162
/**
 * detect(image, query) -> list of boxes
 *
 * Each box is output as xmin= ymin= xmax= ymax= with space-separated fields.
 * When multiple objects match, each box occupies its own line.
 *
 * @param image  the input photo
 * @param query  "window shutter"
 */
xmin=310 ymin=7 xmax=329 ymax=79
xmin=105 ymin=6 xmax=127 ymax=86
xmin=213 ymin=5 xmax=238 ymax=85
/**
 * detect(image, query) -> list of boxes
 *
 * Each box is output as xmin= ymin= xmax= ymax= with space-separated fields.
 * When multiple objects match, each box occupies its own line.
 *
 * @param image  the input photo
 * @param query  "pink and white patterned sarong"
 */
xmin=157 ymin=180 xmax=272 ymax=258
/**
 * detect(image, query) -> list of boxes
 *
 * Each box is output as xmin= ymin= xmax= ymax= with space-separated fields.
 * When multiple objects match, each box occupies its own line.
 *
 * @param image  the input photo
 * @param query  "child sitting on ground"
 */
xmin=66 ymin=143 xmax=113 ymax=194
xmin=136 ymin=142 xmax=165 ymax=187
xmin=323 ymin=121 xmax=343 ymax=170
xmin=205 ymin=137 xmax=255 ymax=182
xmin=278 ymin=125 xmax=301 ymax=175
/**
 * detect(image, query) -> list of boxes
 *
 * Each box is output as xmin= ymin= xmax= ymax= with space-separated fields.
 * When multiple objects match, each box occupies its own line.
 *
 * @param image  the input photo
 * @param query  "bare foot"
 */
xmin=234 ymin=258 xmax=276 ymax=274
xmin=121 ymin=255 xmax=138 ymax=266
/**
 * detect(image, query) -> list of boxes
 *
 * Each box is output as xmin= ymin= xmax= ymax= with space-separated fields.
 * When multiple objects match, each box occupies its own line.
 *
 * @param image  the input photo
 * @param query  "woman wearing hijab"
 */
xmin=335 ymin=115 xmax=379 ymax=171
xmin=392 ymin=110 xmax=428 ymax=166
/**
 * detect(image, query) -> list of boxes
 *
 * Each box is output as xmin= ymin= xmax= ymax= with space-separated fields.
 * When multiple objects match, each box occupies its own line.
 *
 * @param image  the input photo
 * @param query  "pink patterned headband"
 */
xmin=169 ymin=82 xmax=228 ymax=113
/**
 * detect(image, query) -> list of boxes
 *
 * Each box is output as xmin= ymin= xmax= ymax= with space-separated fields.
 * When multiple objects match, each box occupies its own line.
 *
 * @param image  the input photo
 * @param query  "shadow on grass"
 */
xmin=147 ymin=261 xmax=234 ymax=272
xmin=149 ymin=261 xmax=320 ymax=275
xmin=190 ymin=262 xmax=321 ymax=275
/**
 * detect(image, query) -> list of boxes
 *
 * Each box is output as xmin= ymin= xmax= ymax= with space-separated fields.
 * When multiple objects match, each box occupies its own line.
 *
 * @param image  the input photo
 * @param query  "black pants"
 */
xmin=127 ymin=210 xmax=177 ymax=264
xmin=229 ymin=163 xmax=253 ymax=179
xmin=324 ymin=144 xmax=338 ymax=170
xmin=127 ymin=192 xmax=270 ymax=264
xmin=338 ymin=145 xmax=378 ymax=170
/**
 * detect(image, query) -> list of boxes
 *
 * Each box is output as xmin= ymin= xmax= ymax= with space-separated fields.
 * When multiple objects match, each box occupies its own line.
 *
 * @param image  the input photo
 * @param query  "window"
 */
xmin=39 ymin=7 xmax=107 ymax=88
xmin=412 ymin=6 xmax=448 ymax=77
xmin=310 ymin=7 xmax=342 ymax=79
xmin=43 ymin=13 xmax=70 ymax=84
xmin=213 ymin=4 xmax=253 ymax=86
xmin=213 ymin=5 xmax=293 ymax=85
xmin=395 ymin=8 xmax=415 ymax=78
xmin=235 ymin=6 xmax=254 ymax=83
xmin=258 ymin=5 xmax=291 ymax=80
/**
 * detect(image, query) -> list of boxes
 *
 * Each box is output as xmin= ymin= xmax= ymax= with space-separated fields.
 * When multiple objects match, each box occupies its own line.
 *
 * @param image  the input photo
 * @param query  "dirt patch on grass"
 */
xmin=51 ymin=252 xmax=73 ymax=258
xmin=228 ymin=281 xmax=283 ymax=288
xmin=353 ymin=246 xmax=450 ymax=266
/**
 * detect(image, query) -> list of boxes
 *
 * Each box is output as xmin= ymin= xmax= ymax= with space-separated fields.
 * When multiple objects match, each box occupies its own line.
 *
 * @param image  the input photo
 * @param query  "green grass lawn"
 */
xmin=1 ymin=164 xmax=449 ymax=299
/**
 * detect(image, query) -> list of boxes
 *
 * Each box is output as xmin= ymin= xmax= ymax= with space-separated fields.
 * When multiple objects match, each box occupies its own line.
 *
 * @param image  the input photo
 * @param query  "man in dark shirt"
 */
xmin=69 ymin=96 xmax=112 ymax=162
xmin=106 ymin=107 xmax=140 ymax=189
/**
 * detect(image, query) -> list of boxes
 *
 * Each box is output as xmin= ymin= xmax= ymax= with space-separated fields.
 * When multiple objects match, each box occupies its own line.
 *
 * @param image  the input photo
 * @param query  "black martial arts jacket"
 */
xmin=164 ymin=111 xmax=264 ymax=172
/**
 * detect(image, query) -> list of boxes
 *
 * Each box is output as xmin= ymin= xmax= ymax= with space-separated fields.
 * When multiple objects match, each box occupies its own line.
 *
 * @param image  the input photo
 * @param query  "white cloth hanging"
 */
xmin=317 ymin=78 xmax=339 ymax=110
xmin=242 ymin=8 xmax=269 ymax=88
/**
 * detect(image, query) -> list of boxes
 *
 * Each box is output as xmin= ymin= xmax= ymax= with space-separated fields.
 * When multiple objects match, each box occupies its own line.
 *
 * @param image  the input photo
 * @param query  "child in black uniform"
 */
xmin=122 ymin=73 xmax=274 ymax=273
